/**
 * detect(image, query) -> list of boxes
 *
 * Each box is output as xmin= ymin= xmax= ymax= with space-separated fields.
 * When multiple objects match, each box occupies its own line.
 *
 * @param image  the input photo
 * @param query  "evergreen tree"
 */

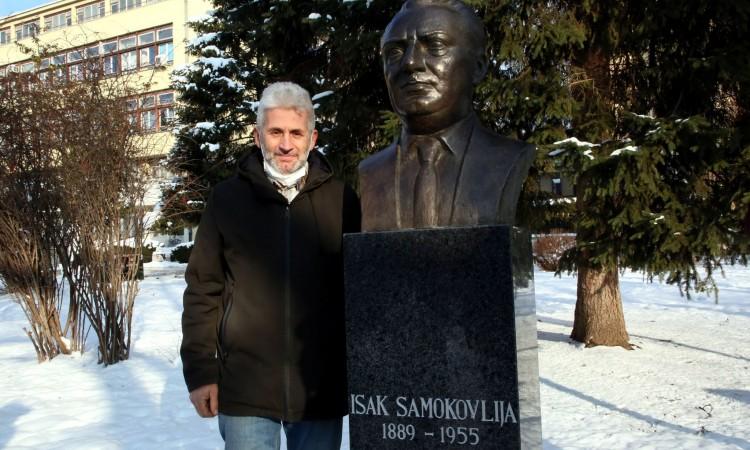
xmin=511 ymin=0 xmax=750 ymax=346
xmin=159 ymin=0 xmax=403 ymax=231
xmin=162 ymin=0 xmax=749 ymax=347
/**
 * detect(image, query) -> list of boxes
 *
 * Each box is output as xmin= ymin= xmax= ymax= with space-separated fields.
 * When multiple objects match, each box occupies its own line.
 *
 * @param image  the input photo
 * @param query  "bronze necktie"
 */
xmin=412 ymin=137 xmax=441 ymax=228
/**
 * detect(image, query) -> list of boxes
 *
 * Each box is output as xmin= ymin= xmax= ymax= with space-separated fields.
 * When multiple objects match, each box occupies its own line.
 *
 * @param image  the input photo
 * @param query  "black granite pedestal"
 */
xmin=344 ymin=225 xmax=541 ymax=449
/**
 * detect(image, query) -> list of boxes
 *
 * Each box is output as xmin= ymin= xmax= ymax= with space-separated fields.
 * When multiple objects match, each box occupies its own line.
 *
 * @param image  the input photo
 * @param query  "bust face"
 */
xmin=381 ymin=5 xmax=484 ymax=134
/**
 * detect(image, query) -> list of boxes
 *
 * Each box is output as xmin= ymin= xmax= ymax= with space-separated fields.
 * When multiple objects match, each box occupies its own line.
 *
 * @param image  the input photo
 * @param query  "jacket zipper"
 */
xmin=284 ymin=204 xmax=291 ymax=420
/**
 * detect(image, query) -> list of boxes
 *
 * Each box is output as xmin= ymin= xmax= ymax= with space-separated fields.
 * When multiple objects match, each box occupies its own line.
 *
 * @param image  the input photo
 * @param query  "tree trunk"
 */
xmin=570 ymin=261 xmax=632 ymax=349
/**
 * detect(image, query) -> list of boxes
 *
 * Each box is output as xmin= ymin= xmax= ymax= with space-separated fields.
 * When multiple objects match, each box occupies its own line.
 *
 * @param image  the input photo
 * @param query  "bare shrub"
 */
xmin=0 ymin=59 xmax=151 ymax=365
xmin=55 ymin=71 xmax=150 ymax=365
xmin=0 ymin=73 xmax=77 ymax=361
xmin=533 ymin=232 xmax=576 ymax=272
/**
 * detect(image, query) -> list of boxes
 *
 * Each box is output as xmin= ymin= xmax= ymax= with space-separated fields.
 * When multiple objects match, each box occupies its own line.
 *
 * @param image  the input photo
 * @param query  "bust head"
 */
xmin=381 ymin=0 xmax=488 ymax=135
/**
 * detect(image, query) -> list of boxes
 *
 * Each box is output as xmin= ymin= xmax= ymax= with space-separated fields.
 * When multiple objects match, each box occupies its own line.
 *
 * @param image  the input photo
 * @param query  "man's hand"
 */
xmin=189 ymin=383 xmax=219 ymax=417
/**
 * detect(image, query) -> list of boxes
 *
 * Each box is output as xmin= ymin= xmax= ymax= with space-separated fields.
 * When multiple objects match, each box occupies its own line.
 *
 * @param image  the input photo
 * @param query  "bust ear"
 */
xmin=472 ymin=52 xmax=489 ymax=85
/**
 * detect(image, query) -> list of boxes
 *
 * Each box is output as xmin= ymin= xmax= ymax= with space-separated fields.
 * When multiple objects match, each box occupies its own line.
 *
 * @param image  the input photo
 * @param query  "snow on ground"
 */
xmin=535 ymin=267 xmax=749 ymax=450
xmin=0 ymin=263 xmax=748 ymax=449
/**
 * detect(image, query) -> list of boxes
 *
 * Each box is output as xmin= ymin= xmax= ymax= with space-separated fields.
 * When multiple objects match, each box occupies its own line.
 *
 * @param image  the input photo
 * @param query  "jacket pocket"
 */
xmin=217 ymin=280 xmax=234 ymax=360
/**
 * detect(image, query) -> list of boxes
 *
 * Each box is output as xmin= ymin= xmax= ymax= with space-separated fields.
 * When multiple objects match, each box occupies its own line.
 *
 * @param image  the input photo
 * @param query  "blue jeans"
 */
xmin=218 ymin=414 xmax=342 ymax=450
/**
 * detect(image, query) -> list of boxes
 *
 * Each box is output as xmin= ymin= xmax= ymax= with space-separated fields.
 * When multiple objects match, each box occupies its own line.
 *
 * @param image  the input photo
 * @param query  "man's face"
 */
xmin=254 ymin=107 xmax=318 ymax=174
xmin=381 ymin=6 xmax=485 ymax=133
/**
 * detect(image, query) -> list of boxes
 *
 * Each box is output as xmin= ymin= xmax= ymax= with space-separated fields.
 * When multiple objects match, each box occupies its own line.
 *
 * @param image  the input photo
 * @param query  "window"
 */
xmin=22 ymin=25 xmax=173 ymax=80
xmin=103 ymin=55 xmax=118 ymax=75
xmin=157 ymin=91 xmax=175 ymax=129
xmin=160 ymin=107 xmax=175 ymax=128
xmin=0 ymin=28 xmax=10 ymax=45
xmin=141 ymin=110 xmax=157 ymax=130
xmin=68 ymin=50 xmax=83 ymax=63
xmin=69 ymin=63 xmax=84 ymax=81
xmin=121 ymin=50 xmax=137 ymax=71
xmin=77 ymin=2 xmax=105 ymax=23
xmin=52 ymin=55 xmax=66 ymax=80
xmin=21 ymin=62 xmax=35 ymax=73
xmin=102 ymin=41 xmax=117 ymax=54
xmin=551 ymin=177 xmax=563 ymax=196
xmin=140 ymin=47 xmax=155 ymax=67
xmin=157 ymin=27 xmax=172 ymax=41
xmin=119 ymin=36 xmax=136 ymax=49
xmin=16 ymin=20 xmax=40 ymax=41
xmin=130 ymin=90 xmax=175 ymax=132
xmin=112 ymin=0 xmax=142 ymax=14
xmin=45 ymin=10 xmax=72 ymax=31
xmin=138 ymin=31 xmax=154 ymax=45
xmin=158 ymin=92 xmax=174 ymax=104
xmin=157 ymin=42 xmax=174 ymax=64
xmin=38 ymin=59 xmax=51 ymax=81
xmin=141 ymin=95 xmax=155 ymax=109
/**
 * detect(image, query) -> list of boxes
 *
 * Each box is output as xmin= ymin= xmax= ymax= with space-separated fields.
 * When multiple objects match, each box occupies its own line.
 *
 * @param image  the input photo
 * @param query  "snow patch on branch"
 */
xmin=171 ymin=74 xmax=188 ymax=85
xmin=198 ymin=57 xmax=235 ymax=70
xmin=545 ymin=197 xmax=576 ymax=205
xmin=549 ymin=137 xmax=599 ymax=157
xmin=192 ymin=122 xmax=216 ymax=135
xmin=210 ymin=76 xmax=245 ymax=92
xmin=201 ymin=45 xmax=224 ymax=56
xmin=343 ymin=0 xmax=374 ymax=6
xmin=631 ymin=112 xmax=656 ymax=119
xmin=552 ymin=137 xmax=599 ymax=147
xmin=308 ymin=13 xmax=321 ymax=20
xmin=188 ymin=13 xmax=214 ymax=23
xmin=241 ymin=100 xmax=260 ymax=112
xmin=610 ymin=146 xmax=639 ymax=156
xmin=312 ymin=90 xmax=334 ymax=101
xmin=190 ymin=33 xmax=219 ymax=48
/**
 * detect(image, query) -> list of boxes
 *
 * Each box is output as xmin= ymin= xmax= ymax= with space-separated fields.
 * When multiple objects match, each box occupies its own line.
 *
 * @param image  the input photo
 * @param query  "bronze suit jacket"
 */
xmin=358 ymin=115 xmax=535 ymax=232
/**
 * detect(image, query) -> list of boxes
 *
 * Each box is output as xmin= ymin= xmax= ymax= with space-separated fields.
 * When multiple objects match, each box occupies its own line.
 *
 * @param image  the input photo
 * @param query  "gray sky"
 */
xmin=1 ymin=1 xmax=53 ymax=18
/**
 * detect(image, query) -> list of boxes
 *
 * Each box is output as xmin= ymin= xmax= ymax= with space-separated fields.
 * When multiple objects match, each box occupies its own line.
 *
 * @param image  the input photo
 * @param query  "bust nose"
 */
xmin=402 ymin=42 xmax=425 ymax=72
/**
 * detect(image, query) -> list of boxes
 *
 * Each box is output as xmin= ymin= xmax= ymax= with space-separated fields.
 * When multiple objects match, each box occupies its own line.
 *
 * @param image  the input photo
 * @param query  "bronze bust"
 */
xmin=359 ymin=0 xmax=535 ymax=231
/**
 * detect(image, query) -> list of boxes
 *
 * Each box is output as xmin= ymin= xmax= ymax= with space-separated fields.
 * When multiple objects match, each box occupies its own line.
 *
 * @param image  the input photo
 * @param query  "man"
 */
xmin=180 ymin=82 xmax=360 ymax=449
xmin=358 ymin=0 xmax=535 ymax=231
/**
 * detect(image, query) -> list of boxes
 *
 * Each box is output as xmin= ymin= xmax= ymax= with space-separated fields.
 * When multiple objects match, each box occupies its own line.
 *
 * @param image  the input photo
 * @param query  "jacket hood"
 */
xmin=237 ymin=147 xmax=334 ymax=202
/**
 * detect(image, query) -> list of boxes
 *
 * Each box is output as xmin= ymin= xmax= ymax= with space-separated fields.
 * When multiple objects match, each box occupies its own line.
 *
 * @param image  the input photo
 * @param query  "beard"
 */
xmin=260 ymin=143 xmax=311 ymax=175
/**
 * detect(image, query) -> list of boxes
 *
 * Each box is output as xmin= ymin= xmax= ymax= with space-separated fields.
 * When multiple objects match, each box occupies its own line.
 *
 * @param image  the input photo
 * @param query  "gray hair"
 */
xmin=395 ymin=0 xmax=486 ymax=58
xmin=256 ymin=82 xmax=315 ymax=133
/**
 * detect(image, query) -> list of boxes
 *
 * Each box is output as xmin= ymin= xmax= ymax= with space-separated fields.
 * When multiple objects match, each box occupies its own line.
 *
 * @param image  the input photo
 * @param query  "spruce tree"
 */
xmin=163 ymin=0 xmax=749 ymax=348
xmin=512 ymin=0 xmax=750 ymax=346
xmin=159 ymin=0 xmax=403 ymax=231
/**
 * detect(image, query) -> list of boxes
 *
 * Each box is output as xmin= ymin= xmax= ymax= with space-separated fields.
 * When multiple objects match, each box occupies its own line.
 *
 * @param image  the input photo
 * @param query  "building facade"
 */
xmin=0 ymin=0 xmax=212 ymax=248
